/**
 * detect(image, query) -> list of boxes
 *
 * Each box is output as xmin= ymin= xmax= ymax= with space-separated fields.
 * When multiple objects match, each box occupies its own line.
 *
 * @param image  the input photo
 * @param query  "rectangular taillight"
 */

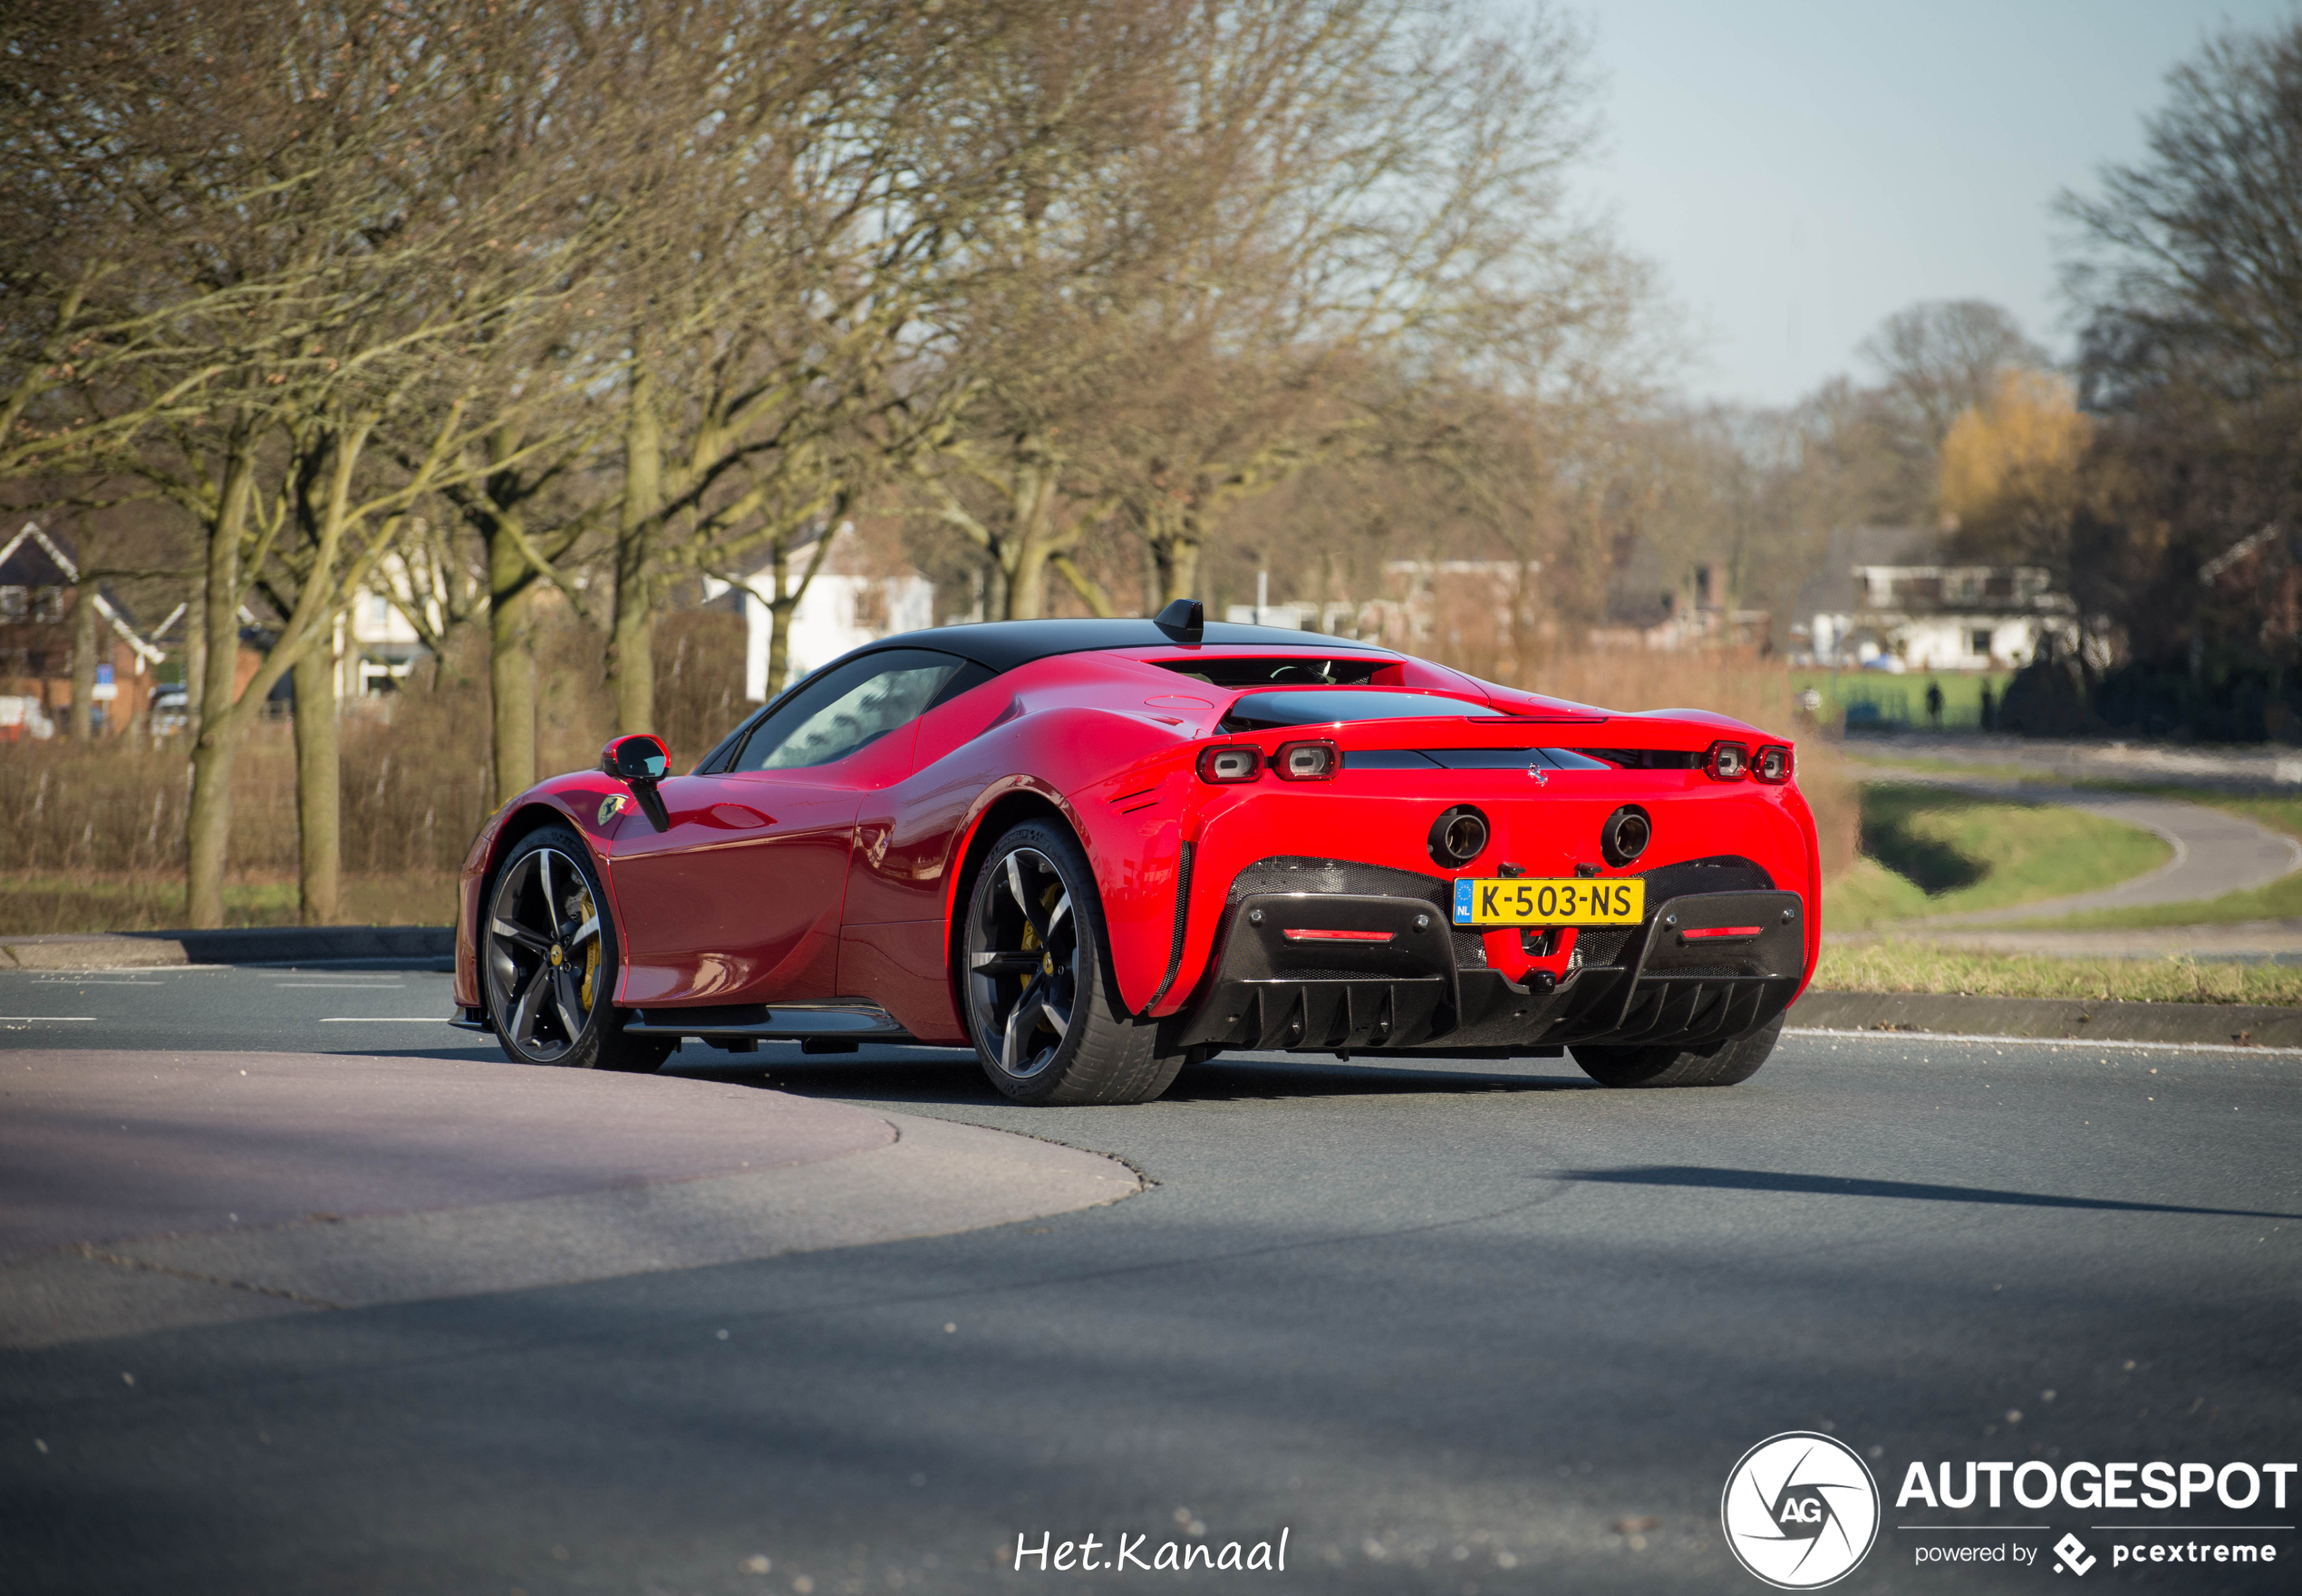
xmin=1272 ymin=740 xmax=1339 ymax=781
xmin=1752 ymin=743 xmax=1793 ymax=784
xmin=1703 ymin=740 xmax=1749 ymax=781
xmin=1196 ymin=744 xmax=1263 ymax=784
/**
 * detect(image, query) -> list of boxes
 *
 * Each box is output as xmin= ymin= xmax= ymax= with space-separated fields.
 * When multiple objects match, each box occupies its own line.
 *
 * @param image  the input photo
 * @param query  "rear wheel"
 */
xmin=1571 ymin=1013 xmax=1782 ymax=1088
xmin=483 ymin=827 xmax=672 ymax=1073
xmin=961 ymin=821 xmax=1184 ymax=1106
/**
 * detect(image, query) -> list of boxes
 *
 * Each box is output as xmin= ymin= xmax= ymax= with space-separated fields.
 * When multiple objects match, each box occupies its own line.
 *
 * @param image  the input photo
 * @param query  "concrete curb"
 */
xmin=0 ymin=925 xmax=452 ymax=970
xmin=1792 ymin=989 xmax=2302 ymax=1048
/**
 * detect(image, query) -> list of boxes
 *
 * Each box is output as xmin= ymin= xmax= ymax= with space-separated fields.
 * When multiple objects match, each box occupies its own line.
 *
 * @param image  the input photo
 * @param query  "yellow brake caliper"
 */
xmin=578 ymin=888 xmax=601 ymax=1010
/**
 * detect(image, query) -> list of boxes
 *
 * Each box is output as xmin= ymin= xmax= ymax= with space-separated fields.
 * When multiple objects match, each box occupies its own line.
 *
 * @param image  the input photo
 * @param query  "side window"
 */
xmin=730 ymin=649 xmax=962 ymax=773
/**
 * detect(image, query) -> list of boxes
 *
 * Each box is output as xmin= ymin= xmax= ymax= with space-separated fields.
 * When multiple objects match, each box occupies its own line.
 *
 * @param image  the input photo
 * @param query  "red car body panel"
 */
xmin=456 ymin=621 xmax=1821 ymax=1060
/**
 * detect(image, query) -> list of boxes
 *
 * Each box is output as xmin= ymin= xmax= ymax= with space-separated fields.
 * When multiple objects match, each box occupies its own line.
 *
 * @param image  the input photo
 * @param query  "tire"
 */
xmin=1571 ymin=1013 xmax=1782 ymax=1089
xmin=960 ymin=820 xmax=1185 ymax=1106
xmin=482 ymin=826 xmax=672 ymax=1073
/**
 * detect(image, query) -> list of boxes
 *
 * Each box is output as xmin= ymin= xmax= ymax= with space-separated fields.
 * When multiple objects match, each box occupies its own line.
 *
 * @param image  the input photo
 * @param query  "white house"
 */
xmin=1792 ymin=526 xmax=2086 ymax=672
xmin=703 ymin=525 xmax=936 ymax=702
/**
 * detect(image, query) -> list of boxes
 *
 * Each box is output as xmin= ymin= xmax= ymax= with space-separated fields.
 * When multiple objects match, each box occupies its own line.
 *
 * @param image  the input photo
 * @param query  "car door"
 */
xmin=609 ymin=648 xmax=969 ymax=1007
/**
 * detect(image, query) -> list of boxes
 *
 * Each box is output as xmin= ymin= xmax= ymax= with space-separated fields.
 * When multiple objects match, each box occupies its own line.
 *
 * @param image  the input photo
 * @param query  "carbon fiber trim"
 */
xmin=1142 ymin=840 xmax=1195 ymax=1013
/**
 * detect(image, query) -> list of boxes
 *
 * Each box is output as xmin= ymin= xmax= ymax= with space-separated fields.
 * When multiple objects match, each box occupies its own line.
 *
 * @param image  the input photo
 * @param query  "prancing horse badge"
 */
xmin=597 ymin=793 xmax=629 ymax=827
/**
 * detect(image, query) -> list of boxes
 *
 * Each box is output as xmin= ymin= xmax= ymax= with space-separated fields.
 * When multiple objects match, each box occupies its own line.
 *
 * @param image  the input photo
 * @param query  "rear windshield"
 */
xmin=1222 ymin=689 xmax=1502 ymax=730
xmin=1155 ymin=656 xmax=1388 ymax=688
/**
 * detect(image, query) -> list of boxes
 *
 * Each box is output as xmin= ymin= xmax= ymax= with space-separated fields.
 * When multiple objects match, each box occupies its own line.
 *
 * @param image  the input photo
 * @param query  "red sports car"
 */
xmin=452 ymin=601 xmax=1819 ymax=1103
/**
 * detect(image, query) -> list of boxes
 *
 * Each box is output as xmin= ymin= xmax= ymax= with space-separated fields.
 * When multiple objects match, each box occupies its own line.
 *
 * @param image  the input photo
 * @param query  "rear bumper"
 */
xmin=1173 ymin=863 xmax=1804 ymax=1055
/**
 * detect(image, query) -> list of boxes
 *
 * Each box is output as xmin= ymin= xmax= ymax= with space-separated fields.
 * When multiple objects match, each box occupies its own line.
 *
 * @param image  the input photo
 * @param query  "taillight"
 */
xmin=1196 ymin=744 xmax=1263 ymax=784
xmin=1272 ymin=740 xmax=1339 ymax=781
xmin=1752 ymin=743 xmax=1793 ymax=783
xmin=1704 ymin=740 xmax=1750 ymax=781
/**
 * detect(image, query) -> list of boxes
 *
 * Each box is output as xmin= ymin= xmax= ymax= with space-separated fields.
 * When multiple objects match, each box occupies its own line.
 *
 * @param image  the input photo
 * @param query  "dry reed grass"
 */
xmin=0 ymin=608 xmax=747 ymax=933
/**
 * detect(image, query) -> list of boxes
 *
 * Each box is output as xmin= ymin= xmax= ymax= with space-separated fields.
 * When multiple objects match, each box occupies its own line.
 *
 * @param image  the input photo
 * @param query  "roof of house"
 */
xmin=0 ymin=520 xmax=166 ymax=663
xmin=0 ymin=520 xmax=78 ymax=588
xmin=1794 ymin=526 xmax=1941 ymax=621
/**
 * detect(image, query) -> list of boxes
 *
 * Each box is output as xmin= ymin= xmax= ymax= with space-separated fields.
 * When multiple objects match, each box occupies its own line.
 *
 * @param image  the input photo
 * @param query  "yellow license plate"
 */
xmin=1452 ymin=877 xmax=1646 ymax=926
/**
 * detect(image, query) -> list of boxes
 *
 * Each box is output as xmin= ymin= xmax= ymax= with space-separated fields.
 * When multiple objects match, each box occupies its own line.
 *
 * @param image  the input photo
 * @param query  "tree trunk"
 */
xmin=607 ymin=353 xmax=661 ymax=735
xmin=185 ymin=462 xmax=253 ymax=929
xmin=1152 ymin=522 xmax=1202 ymax=606
xmin=766 ymin=597 xmax=794 ymax=699
xmin=292 ymin=643 xmax=340 ymax=925
xmin=183 ymin=576 xmax=206 ymax=740
xmin=487 ymin=525 xmax=537 ymax=804
xmin=69 ymin=586 xmax=97 ymax=740
xmin=610 ymin=595 xmax=654 ymax=734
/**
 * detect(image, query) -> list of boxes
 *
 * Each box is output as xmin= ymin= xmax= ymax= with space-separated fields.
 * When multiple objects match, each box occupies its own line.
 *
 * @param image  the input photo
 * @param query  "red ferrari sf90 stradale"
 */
xmin=452 ymin=600 xmax=1820 ymax=1103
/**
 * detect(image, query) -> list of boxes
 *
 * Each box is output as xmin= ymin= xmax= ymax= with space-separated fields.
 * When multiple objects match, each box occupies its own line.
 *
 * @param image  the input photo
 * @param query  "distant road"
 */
xmin=1847 ymin=730 xmax=2302 ymax=792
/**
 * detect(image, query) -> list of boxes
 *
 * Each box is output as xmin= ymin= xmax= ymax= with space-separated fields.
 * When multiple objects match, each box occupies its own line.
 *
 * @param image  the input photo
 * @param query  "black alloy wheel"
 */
xmin=483 ymin=827 xmax=668 ymax=1072
xmin=961 ymin=821 xmax=1185 ymax=1106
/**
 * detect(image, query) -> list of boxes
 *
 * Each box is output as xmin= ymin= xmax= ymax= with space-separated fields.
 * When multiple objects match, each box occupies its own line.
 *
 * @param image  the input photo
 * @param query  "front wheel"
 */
xmin=1571 ymin=1013 xmax=1782 ymax=1088
xmin=960 ymin=821 xmax=1183 ymax=1106
xmin=482 ymin=826 xmax=672 ymax=1073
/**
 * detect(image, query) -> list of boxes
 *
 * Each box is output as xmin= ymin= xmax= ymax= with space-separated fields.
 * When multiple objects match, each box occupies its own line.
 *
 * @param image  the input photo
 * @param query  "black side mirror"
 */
xmin=600 ymin=734 xmax=672 ymax=830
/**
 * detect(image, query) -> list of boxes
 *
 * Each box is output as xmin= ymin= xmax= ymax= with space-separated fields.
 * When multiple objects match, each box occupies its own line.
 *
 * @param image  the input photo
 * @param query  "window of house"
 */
xmin=0 ymin=586 xmax=24 ymax=623
xmin=1971 ymin=629 xmax=1993 ymax=655
xmin=30 ymin=587 xmax=63 ymax=623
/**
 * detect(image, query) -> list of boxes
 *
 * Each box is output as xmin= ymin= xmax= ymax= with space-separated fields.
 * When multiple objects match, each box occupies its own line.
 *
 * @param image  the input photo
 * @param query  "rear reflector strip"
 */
xmin=1681 ymin=925 xmax=1763 ymax=940
xmin=1282 ymin=928 xmax=1396 ymax=943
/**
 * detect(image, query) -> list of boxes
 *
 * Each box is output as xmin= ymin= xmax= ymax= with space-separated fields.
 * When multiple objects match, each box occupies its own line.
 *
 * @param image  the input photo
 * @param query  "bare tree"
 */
xmin=9 ymin=1 xmax=618 ymax=924
xmin=2062 ymin=21 xmax=2302 ymax=404
xmin=1858 ymin=300 xmax=2052 ymax=458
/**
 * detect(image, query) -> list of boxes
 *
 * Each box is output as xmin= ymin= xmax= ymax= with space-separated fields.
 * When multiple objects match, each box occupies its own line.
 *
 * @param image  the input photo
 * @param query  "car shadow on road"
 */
xmin=666 ymin=1045 xmax=1591 ymax=1105
xmin=1568 ymin=1165 xmax=2302 ymax=1221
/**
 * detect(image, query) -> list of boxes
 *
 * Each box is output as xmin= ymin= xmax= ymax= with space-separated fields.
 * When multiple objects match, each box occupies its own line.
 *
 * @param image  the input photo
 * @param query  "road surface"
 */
xmin=2 ymin=963 xmax=2297 ymax=1592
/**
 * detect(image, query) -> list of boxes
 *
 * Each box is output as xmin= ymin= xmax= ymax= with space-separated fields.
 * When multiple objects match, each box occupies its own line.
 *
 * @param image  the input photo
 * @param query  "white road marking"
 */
xmin=317 ymin=1017 xmax=453 ymax=1023
xmin=0 ymin=1016 xmax=97 ymax=1021
xmin=1787 ymin=1026 xmax=2302 ymax=1057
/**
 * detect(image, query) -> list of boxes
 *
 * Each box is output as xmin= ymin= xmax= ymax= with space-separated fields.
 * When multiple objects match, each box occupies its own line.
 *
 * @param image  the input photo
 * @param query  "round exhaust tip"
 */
xmin=1428 ymin=805 xmax=1490 ymax=867
xmin=1601 ymin=804 xmax=1651 ymax=867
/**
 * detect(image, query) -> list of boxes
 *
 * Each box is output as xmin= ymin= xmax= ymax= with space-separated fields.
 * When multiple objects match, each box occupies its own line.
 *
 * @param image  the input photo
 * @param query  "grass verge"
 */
xmin=1987 ymin=787 xmax=2302 ymax=929
xmin=0 ymin=873 xmax=458 ymax=935
xmin=1814 ymin=939 xmax=2302 ymax=1003
xmin=1811 ymin=941 xmax=2302 ymax=1004
xmin=1824 ymin=783 xmax=2172 ymax=929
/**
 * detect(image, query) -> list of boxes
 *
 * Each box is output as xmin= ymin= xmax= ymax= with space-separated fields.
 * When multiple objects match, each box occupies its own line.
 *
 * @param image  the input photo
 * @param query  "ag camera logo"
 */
xmin=1722 ymin=1432 xmax=1881 ymax=1589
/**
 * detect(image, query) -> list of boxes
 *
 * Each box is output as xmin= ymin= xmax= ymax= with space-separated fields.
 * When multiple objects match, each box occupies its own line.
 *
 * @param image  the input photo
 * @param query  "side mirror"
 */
xmin=600 ymin=734 xmax=671 ymax=831
xmin=602 ymin=733 xmax=670 ymax=784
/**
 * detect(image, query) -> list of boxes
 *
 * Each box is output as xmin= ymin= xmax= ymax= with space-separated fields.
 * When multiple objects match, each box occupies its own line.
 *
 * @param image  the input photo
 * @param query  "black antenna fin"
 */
xmin=1154 ymin=597 xmax=1204 ymax=642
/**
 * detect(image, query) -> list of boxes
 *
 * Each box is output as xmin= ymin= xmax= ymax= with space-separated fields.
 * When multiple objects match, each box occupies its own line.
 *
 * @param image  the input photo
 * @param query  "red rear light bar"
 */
xmin=1282 ymin=927 xmax=1396 ymax=943
xmin=1681 ymin=925 xmax=1763 ymax=940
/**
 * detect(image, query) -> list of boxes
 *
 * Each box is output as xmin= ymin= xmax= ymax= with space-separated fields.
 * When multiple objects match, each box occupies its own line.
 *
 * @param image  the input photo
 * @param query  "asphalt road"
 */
xmin=4 ymin=963 xmax=2298 ymax=1593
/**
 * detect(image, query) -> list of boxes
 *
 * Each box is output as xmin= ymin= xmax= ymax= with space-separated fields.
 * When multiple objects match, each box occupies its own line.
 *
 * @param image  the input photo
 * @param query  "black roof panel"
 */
xmin=898 ymin=618 xmax=1398 ymax=673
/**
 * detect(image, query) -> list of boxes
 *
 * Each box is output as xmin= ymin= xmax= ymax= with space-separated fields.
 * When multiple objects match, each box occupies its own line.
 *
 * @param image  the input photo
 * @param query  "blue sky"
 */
xmin=1567 ymin=0 xmax=2300 ymax=405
